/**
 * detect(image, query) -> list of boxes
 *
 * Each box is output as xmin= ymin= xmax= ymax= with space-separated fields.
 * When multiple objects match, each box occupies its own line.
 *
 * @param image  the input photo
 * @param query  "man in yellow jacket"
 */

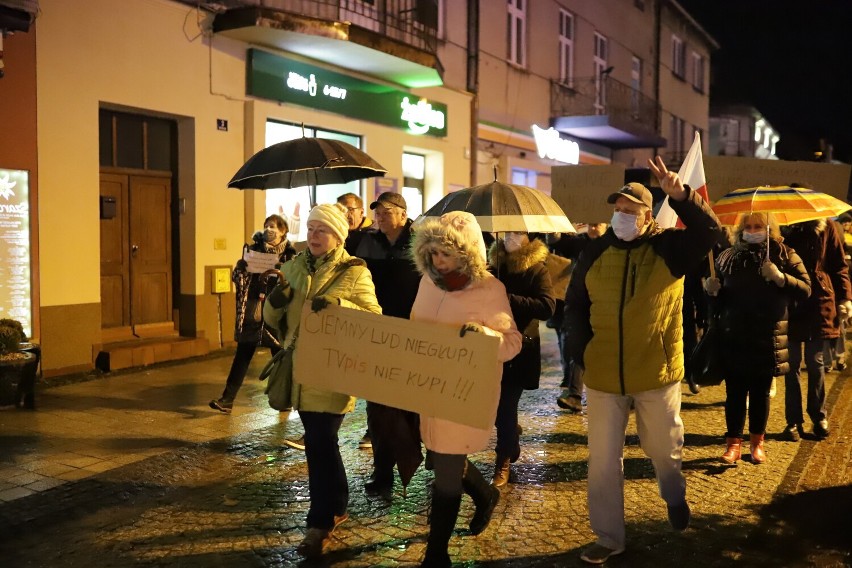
xmin=564 ymin=157 xmax=724 ymax=565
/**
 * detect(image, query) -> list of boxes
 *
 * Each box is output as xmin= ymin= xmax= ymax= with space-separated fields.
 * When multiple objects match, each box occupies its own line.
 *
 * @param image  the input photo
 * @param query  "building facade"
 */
xmin=709 ymin=104 xmax=781 ymax=160
xmin=0 ymin=0 xmax=715 ymax=375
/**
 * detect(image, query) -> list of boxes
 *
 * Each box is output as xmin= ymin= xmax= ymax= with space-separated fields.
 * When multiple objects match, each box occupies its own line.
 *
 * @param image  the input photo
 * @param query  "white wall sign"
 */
xmin=532 ymin=124 xmax=580 ymax=164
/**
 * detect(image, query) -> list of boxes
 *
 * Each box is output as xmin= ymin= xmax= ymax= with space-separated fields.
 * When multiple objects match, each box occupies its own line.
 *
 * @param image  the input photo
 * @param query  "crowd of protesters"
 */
xmin=207 ymin=159 xmax=850 ymax=566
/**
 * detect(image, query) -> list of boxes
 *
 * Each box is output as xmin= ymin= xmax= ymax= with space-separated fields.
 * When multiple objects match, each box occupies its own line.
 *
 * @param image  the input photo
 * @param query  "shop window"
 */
xmin=402 ymin=152 xmax=426 ymax=219
xmin=263 ymin=120 xmax=364 ymax=242
xmin=512 ymin=168 xmax=537 ymax=188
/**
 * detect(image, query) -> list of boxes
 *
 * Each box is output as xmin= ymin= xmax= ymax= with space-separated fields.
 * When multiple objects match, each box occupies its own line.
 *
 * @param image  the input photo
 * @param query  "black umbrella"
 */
xmin=416 ymin=169 xmax=574 ymax=234
xmin=228 ymin=135 xmax=387 ymax=205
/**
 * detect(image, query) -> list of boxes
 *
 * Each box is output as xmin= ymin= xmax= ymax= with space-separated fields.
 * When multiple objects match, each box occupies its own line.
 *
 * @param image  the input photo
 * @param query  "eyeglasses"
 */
xmin=345 ymin=206 xmax=362 ymax=213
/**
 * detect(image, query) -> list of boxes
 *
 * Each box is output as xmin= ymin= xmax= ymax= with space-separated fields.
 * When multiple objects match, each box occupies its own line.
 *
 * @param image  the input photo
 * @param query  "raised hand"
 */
xmin=459 ymin=322 xmax=484 ymax=337
xmin=648 ymin=156 xmax=687 ymax=202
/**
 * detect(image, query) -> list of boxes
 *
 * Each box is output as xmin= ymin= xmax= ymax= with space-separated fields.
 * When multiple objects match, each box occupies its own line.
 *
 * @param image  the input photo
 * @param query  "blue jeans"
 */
xmin=300 ymin=411 xmax=348 ymax=530
xmin=785 ymin=340 xmax=827 ymax=425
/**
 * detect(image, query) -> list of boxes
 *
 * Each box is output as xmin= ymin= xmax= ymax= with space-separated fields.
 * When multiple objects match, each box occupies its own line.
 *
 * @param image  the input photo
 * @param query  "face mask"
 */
xmin=264 ymin=227 xmax=283 ymax=243
xmin=503 ymin=233 xmax=526 ymax=253
xmin=742 ymin=230 xmax=767 ymax=244
xmin=610 ymin=211 xmax=643 ymax=242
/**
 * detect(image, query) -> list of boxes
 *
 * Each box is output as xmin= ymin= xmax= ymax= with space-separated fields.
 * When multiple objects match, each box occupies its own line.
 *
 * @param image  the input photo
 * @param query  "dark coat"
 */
xmin=782 ymin=220 xmax=852 ymax=341
xmin=489 ymin=238 xmax=556 ymax=389
xmin=353 ymin=219 xmax=420 ymax=318
xmin=714 ymin=238 xmax=810 ymax=377
xmin=233 ymin=233 xmax=297 ymax=346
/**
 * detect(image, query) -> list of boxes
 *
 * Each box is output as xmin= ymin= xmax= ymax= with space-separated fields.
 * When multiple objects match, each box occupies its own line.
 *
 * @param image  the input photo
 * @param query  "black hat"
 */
xmin=607 ymin=182 xmax=653 ymax=209
xmin=370 ymin=191 xmax=407 ymax=211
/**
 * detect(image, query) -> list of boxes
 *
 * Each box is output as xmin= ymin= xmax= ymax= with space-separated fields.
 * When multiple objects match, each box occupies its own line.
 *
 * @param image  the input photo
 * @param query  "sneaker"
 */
xmin=209 ymin=398 xmax=233 ymax=414
xmin=283 ymin=435 xmax=306 ymax=451
xmin=836 ymin=360 xmax=847 ymax=372
xmin=557 ymin=392 xmax=583 ymax=413
xmin=667 ymin=501 xmax=691 ymax=531
xmin=358 ymin=431 xmax=372 ymax=449
xmin=580 ymin=543 xmax=625 ymax=564
xmin=813 ymin=419 xmax=830 ymax=439
xmin=782 ymin=423 xmax=801 ymax=442
xmin=296 ymin=527 xmax=330 ymax=559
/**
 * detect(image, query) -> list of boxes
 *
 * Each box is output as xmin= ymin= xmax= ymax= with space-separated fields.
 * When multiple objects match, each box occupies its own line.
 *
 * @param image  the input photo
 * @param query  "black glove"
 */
xmin=266 ymin=282 xmax=292 ymax=308
xmin=311 ymin=295 xmax=339 ymax=312
xmin=459 ymin=322 xmax=484 ymax=337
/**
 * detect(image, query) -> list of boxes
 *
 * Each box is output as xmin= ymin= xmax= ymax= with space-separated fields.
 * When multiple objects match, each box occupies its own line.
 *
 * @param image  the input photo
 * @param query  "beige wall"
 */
xmin=34 ymin=0 xmax=471 ymax=372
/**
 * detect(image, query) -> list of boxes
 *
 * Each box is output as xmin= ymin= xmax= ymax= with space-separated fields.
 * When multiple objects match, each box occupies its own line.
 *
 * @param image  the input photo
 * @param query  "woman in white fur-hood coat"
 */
xmin=409 ymin=211 xmax=521 ymax=567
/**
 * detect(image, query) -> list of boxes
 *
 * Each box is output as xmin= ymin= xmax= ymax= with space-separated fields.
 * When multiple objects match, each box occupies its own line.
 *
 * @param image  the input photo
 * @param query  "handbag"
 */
xmin=259 ymin=344 xmax=295 ymax=411
xmin=689 ymin=316 xmax=725 ymax=387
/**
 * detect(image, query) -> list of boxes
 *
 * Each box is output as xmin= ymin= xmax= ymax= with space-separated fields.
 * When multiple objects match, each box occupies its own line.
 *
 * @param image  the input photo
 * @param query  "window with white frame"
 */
xmin=631 ymin=56 xmax=642 ymax=118
xmin=669 ymin=115 xmax=685 ymax=157
xmin=558 ymin=9 xmax=574 ymax=87
xmin=672 ymin=34 xmax=685 ymax=78
xmin=402 ymin=152 xmax=425 ymax=219
xmin=691 ymin=51 xmax=704 ymax=91
xmin=594 ymin=33 xmax=608 ymax=113
xmin=507 ymin=0 xmax=526 ymax=66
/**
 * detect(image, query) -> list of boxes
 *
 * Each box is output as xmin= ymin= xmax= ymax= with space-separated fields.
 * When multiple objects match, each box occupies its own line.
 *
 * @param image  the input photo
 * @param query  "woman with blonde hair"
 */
xmin=703 ymin=212 xmax=810 ymax=465
xmin=410 ymin=211 xmax=522 ymax=567
xmin=263 ymin=202 xmax=382 ymax=559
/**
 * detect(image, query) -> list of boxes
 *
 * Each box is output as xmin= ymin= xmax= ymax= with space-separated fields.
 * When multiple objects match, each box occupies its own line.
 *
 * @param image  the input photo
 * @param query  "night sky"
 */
xmin=678 ymin=0 xmax=852 ymax=164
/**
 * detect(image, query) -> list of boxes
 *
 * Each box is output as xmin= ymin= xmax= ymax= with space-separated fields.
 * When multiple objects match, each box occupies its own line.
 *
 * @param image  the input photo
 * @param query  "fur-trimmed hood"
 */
xmin=411 ymin=212 xmax=490 ymax=287
xmin=488 ymin=237 xmax=549 ymax=274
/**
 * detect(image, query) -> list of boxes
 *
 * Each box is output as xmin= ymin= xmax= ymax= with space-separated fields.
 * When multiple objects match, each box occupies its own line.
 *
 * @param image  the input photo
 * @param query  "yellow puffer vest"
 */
xmin=583 ymin=241 xmax=685 ymax=394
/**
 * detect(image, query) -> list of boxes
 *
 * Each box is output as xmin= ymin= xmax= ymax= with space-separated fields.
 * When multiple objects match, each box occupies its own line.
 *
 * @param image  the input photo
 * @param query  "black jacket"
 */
xmin=353 ymin=219 xmax=420 ymax=319
xmin=714 ymin=237 xmax=810 ymax=376
xmin=489 ymin=238 xmax=556 ymax=389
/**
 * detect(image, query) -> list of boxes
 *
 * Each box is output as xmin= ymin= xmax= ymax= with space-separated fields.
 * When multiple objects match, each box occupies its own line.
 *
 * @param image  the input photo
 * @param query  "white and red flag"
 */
xmin=655 ymin=131 xmax=709 ymax=228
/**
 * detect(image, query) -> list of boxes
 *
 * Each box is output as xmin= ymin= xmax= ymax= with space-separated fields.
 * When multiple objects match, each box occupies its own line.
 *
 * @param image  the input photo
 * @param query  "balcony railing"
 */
xmin=195 ymin=0 xmax=438 ymax=54
xmin=551 ymin=76 xmax=660 ymax=134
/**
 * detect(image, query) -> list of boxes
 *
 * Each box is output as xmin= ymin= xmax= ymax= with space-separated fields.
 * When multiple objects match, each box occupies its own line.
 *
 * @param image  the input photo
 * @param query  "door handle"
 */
xmin=131 ymin=244 xmax=139 ymax=256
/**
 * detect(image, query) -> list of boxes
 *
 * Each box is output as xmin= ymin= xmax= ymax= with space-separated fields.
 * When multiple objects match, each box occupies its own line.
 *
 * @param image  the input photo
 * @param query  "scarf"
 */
xmin=440 ymin=270 xmax=471 ymax=291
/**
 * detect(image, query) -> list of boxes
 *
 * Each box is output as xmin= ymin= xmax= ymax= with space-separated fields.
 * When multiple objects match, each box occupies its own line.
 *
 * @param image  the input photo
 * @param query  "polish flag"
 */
xmin=655 ymin=131 xmax=709 ymax=228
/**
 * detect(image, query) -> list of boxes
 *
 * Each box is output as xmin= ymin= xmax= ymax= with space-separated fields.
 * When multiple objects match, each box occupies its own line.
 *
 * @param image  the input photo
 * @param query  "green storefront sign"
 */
xmin=248 ymin=49 xmax=447 ymax=138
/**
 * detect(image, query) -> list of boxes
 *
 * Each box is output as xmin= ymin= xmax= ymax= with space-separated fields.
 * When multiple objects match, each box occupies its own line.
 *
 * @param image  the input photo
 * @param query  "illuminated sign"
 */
xmin=248 ymin=49 xmax=448 ymax=137
xmin=532 ymin=124 xmax=580 ymax=164
xmin=0 ymin=169 xmax=32 ymax=338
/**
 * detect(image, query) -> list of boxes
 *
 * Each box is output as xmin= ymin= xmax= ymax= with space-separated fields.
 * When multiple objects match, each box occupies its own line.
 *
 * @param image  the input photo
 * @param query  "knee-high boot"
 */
xmin=421 ymin=491 xmax=462 ymax=568
xmin=461 ymin=461 xmax=500 ymax=535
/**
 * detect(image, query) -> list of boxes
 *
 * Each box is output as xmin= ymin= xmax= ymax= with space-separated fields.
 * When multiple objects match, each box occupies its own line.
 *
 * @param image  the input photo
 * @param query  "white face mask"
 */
xmin=503 ymin=233 xmax=527 ymax=253
xmin=742 ymin=230 xmax=767 ymax=244
xmin=610 ymin=211 xmax=643 ymax=242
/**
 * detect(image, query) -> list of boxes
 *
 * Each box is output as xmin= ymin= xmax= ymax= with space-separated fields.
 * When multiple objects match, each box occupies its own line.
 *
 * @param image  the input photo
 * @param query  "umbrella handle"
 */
xmin=261 ymin=268 xmax=285 ymax=284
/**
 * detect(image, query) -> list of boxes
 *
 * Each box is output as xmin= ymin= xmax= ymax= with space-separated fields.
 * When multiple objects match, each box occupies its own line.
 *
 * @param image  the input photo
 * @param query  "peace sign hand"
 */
xmin=648 ymin=156 xmax=687 ymax=202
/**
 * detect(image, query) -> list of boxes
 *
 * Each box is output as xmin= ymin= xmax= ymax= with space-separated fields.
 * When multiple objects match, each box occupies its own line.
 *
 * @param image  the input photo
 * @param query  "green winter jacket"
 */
xmin=263 ymin=245 xmax=382 ymax=413
xmin=564 ymin=187 xmax=723 ymax=395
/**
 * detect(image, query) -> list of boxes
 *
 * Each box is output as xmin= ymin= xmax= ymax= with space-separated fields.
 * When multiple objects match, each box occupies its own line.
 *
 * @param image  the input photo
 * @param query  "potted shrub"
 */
xmin=0 ymin=319 xmax=38 ymax=409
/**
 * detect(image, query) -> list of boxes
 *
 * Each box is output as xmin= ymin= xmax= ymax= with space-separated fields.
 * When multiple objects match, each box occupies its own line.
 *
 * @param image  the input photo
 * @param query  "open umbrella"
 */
xmin=417 ymin=171 xmax=574 ymax=233
xmin=713 ymin=185 xmax=852 ymax=225
xmin=227 ymin=134 xmax=387 ymax=205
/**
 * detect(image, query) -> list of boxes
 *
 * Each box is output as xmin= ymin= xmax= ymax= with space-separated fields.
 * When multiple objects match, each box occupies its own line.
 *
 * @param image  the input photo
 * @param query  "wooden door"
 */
xmin=99 ymin=173 xmax=172 ymax=330
xmin=129 ymin=175 xmax=172 ymax=326
xmin=100 ymin=174 xmax=130 ymax=328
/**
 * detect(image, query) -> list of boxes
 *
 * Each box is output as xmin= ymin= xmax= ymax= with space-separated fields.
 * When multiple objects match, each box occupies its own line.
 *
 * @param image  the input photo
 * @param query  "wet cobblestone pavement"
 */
xmin=1 ymin=326 xmax=850 ymax=567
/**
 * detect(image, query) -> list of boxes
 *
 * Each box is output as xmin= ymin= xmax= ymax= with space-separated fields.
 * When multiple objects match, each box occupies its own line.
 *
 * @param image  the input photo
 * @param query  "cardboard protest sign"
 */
xmin=551 ymin=164 xmax=625 ymax=224
xmin=294 ymin=303 xmax=500 ymax=429
xmin=243 ymin=249 xmax=280 ymax=273
xmin=703 ymin=157 xmax=851 ymax=202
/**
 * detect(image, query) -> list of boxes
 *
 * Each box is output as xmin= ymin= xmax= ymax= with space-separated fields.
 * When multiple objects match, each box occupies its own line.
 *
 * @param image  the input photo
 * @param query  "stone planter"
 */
xmin=0 ymin=351 xmax=37 ymax=409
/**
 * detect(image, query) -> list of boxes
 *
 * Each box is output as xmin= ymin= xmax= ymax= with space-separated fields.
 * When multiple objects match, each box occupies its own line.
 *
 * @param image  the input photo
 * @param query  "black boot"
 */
xmin=420 ymin=490 xmax=462 ymax=568
xmin=462 ymin=461 xmax=500 ymax=535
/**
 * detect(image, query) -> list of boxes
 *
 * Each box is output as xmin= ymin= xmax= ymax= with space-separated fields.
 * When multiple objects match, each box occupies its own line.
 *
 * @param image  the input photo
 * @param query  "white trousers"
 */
xmin=586 ymin=381 xmax=686 ymax=550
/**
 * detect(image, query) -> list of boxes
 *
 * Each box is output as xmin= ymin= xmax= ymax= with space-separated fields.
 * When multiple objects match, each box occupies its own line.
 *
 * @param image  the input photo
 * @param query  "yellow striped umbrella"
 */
xmin=712 ymin=185 xmax=852 ymax=225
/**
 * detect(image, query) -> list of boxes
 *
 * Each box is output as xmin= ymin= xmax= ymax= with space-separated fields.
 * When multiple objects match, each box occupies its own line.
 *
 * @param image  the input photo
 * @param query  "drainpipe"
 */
xmin=467 ymin=0 xmax=480 ymax=186
xmin=653 ymin=0 xmax=662 ymax=157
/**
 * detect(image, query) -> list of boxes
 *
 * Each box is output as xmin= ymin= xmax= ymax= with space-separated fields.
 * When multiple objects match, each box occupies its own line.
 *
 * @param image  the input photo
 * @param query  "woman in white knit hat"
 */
xmin=263 ymin=202 xmax=381 ymax=560
xmin=410 ymin=211 xmax=522 ymax=567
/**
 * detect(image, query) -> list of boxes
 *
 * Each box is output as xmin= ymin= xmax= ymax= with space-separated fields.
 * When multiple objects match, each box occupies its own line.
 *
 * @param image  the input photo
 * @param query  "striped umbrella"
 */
xmin=417 ymin=180 xmax=574 ymax=234
xmin=712 ymin=185 xmax=852 ymax=226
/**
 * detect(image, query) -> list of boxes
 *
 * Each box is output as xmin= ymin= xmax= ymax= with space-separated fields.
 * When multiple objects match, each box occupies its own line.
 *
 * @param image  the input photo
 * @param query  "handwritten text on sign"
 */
xmin=294 ymin=303 xmax=500 ymax=429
